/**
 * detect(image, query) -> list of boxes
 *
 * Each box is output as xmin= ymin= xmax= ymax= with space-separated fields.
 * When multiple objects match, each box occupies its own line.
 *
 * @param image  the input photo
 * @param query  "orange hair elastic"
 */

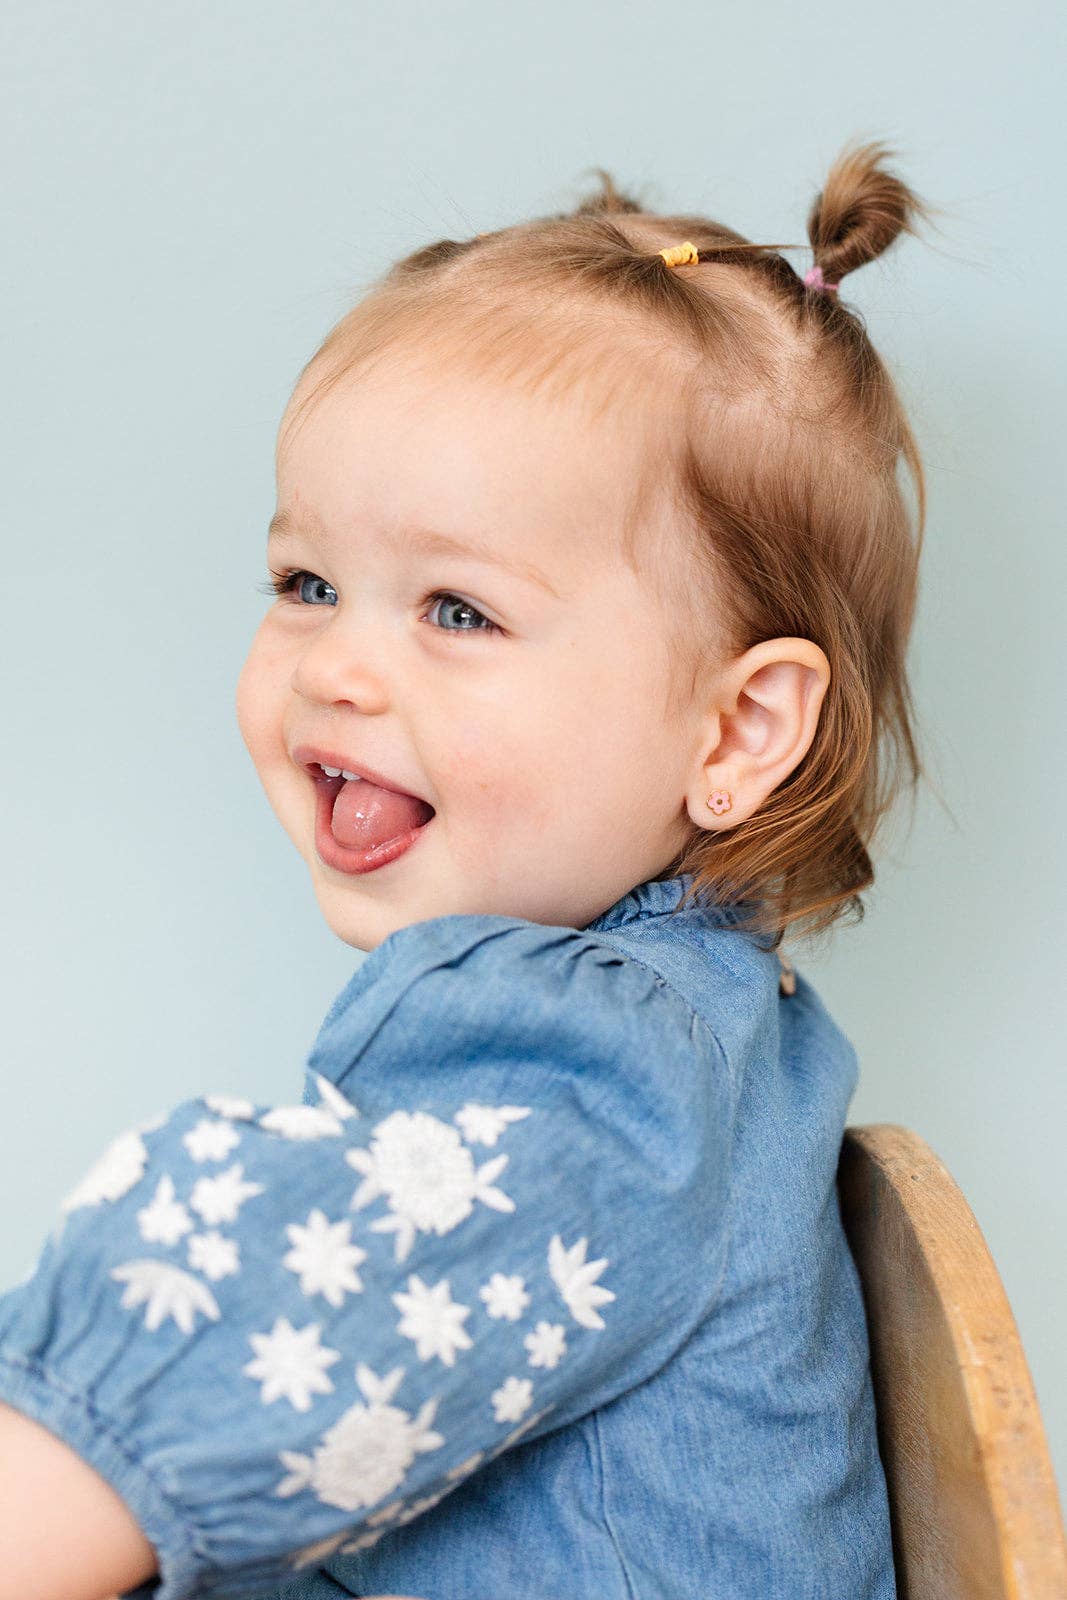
xmin=657 ymin=240 xmax=700 ymax=268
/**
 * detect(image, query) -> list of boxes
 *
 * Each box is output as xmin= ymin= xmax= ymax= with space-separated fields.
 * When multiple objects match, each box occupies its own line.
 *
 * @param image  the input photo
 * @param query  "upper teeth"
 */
xmin=321 ymin=766 xmax=363 ymax=781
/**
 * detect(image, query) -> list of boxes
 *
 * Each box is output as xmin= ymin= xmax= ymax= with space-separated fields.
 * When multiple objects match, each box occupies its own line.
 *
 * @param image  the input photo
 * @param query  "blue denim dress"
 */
xmin=0 ymin=873 xmax=896 ymax=1599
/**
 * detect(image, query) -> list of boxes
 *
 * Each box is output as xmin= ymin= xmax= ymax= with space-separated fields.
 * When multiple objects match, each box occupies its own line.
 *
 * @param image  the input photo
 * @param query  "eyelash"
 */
xmin=256 ymin=568 xmax=501 ymax=636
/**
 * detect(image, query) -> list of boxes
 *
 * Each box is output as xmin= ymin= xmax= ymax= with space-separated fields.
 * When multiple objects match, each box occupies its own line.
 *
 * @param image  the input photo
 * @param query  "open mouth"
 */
xmin=306 ymin=763 xmax=435 ymax=875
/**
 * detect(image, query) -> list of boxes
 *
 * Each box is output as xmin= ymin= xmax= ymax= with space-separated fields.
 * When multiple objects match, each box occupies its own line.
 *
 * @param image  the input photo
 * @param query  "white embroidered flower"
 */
xmin=137 ymin=1175 xmax=194 ymax=1247
xmin=273 ymin=1364 xmax=444 ymax=1512
xmin=189 ymin=1163 xmax=265 ymax=1226
xmin=548 ymin=1233 xmax=616 ymax=1330
xmin=289 ymin=1531 xmax=351 ymax=1569
xmin=393 ymin=1274 xmax=473 ymax=1366
xmin=524 ymin=1321 xmax=567 ymax=1370
xmin=478 ymin=1271 xmax=530 ymax=1322
xmin=259 ymin=1105 xmax=346 ymax=1140
xmin=312 ymin=1073 xmax=360 ymax=1121
xmin=491 ymin=1375 xmax=533 ymax=1425
xmin=446 ymin=1450 xmax=486 ymax=1481
xmin=187 ymin=1230 xmax=240 ymax=1280
xmin=183 ymin=1117 xmax=241 ymax=1163
xmin=346 ymin=1110 xmax=514 ymax=1263
xmin=453 ymin=1103 xmax=531 ymax=1147
xmin=275 ymin=1449 xmax=317 ymax=1498
xmin=110 ymin=1260 xmax=221 ymax=1334
xmin=243 ymin=1318 xmax=342 ymax=1411
xmin=203 ymin=1093 xmax=257 ymax=1121
xmin=61 ymin=1128 xmax=148 ymax=1212
xmin=283 ymin=1209 xmax=367 ymax=1306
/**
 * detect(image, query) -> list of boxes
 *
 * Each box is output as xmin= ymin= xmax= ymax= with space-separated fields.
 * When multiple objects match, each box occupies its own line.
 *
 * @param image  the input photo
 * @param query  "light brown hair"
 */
xmin=282 ymin=138 xmax=947 ymax=953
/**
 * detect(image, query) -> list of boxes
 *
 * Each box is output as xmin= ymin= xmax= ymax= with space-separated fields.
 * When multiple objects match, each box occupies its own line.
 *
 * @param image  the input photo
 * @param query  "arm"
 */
xmin=0 ymin=917 xmax=735 ymax=1599
xmin=0 ymin=1400 xmax=155 ymax=1600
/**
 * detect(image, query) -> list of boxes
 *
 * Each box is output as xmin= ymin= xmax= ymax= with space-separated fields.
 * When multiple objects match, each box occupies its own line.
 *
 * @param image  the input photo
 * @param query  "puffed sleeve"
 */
xmin=0 ymin=914 xmax=739 ymax=1600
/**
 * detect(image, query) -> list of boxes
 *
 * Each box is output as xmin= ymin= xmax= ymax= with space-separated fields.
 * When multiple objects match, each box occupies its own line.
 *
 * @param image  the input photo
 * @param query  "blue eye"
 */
xmin=268 ymin=571 xmax=337 ymax=605
xmin=423 ymin=593 xmax=499 ymax=635
xmin=257 ymin=570 xmax=500 ymax=636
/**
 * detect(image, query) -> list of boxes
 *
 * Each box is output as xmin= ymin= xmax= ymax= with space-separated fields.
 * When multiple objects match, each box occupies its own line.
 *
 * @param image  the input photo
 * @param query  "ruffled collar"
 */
xmin=581 ymin=873 xmax=690 ymax=932
xmin=582 ymin=871 xmax=752 ymax=934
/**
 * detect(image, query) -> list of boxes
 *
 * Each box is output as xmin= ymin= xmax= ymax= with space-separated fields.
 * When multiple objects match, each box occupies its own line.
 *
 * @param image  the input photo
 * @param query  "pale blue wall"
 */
xmin=3 ymin=0 xmax=1063 ymax=1508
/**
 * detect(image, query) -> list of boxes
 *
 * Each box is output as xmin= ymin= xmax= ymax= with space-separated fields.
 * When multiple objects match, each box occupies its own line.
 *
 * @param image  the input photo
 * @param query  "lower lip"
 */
xmin=311 ymin=774 xmax=433 ymax=876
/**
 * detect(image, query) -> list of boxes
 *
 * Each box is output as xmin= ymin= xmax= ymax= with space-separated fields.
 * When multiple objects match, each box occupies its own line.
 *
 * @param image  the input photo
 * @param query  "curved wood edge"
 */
xmin=840 ymin=1124 xmax=1067 ymax=1599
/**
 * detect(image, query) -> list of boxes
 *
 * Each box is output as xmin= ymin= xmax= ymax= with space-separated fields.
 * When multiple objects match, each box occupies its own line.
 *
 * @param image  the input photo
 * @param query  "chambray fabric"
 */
xmin=0 ymin=872 xmax=896 ymax=1600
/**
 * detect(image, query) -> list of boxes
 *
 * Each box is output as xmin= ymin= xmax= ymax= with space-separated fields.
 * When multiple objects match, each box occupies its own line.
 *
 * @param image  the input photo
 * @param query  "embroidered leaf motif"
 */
xmin=338 ymin=1527 xmax=386 ymax=1552
xmin=355 ymin=1363 xmax=406 ymax=1406
xmin=345 ymin=1110 xmax=515 ymax=1263
xmin=136 ymin=1175 xmax=194 ymax=1247
xmin=243 ymin=1317 xmax=342 ymax=1411
xmin=61 ymin=1128 xmax=148 ymax=1213
xmin=312 ymin=1073 xmax=360 ymax=1122
xmin=289 ymin=1531 xmax=351 ymax=1569
xmin=202 ymin=1093 xmax=257 ymax=1122
xmin=453 ymin=1103 xmax=531 ymax=1147
xmin=283 ymin=1209 xmax=367 ymax=1305
xmin=446 ymin=1449 xmax=487 ymax=1480
xmin=470 ymin=1154 xmax=516 ymax=1214
xmin=393 ymin=1274 xmax=473 ymax=1366
xmin=393 ymin=1485 xmax=452 ymax=1525
xmin=110 ymin=1259 xmax=221 ymax=1334
xmin=259 ymin=1105 xmax=346 ymax=1140
xmin=275 ymin=1448 xmax=315 ymax=1498
xmin=548 ymin=1234 xmax=616 ymax=1330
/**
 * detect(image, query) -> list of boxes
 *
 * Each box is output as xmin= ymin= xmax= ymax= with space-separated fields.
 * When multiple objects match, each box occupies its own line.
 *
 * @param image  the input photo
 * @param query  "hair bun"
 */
xmin=806 ymin=138 xmax=937 ymax=290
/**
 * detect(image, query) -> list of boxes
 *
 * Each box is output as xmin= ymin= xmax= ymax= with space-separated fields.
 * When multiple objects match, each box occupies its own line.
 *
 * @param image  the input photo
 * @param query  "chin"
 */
xmin=306 ymin=878 xmax=372 ymax=951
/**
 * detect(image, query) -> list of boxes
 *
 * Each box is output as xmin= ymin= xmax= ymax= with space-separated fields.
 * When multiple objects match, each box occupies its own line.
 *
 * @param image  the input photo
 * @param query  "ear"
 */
xmin=683 ymin=638 xmax=831 ymax=831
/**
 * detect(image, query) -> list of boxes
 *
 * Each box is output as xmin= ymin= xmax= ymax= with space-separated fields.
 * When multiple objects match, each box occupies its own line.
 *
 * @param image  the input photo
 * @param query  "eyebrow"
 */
xmin=267 ymin=509 xmax=562 ymax=600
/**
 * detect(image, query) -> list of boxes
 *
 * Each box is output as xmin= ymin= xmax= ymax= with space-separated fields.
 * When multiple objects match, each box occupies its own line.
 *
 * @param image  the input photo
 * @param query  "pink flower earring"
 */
xmin=706 ymin=789 xmax=732 ymax=817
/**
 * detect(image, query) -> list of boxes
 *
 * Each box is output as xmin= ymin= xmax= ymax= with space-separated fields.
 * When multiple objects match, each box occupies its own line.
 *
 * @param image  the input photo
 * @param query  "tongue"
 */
xmin=330 ymin=778 xmax=434 ymax=852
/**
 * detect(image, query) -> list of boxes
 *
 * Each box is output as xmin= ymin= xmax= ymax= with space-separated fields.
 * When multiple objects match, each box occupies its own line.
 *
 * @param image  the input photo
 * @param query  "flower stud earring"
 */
xmin=706 ymin=789 xmax=733 ymax=817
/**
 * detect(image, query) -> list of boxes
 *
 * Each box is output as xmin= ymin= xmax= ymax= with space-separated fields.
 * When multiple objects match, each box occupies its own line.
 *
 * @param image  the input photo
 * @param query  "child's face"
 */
xmin=236 ymin=349 xmax=709 ymax=951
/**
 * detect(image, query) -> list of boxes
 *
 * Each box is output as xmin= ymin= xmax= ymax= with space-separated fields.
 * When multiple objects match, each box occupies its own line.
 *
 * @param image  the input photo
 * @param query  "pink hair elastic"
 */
xmin=803 ymin=264 xmax=839 ymax=295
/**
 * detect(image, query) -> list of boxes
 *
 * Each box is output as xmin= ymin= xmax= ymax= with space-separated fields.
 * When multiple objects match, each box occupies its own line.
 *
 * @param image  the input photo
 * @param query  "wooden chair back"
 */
xmin=837 ymin=1123 xmax=1067 ymax=1599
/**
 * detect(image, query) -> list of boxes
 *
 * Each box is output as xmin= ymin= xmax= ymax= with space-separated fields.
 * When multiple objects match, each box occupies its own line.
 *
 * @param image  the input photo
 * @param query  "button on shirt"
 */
xmin=0 ymin=873 xmax=896 ymax=1599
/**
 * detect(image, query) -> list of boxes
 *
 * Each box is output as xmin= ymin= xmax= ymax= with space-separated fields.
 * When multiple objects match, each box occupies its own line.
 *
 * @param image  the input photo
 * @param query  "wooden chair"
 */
xmin=837 ymin=1124 xmax=1067 ymax=1599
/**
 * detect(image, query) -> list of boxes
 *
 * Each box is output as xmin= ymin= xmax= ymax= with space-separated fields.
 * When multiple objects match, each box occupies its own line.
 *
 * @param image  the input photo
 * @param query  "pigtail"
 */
xmin=805 ymin=137 xmax=943 ymax=294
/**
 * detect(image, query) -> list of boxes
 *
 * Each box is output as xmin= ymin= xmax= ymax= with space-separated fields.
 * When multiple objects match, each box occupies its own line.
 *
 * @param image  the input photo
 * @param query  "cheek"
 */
xmin=423 ymin=715 xmax=529 ymax=822
xmin=234 ymin=626 xmax=285 ymax=762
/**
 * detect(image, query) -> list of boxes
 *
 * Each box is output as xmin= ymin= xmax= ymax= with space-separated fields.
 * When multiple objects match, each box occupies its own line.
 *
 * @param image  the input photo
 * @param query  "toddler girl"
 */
xmin=0 ymin=137 xmax=937 ymax=1600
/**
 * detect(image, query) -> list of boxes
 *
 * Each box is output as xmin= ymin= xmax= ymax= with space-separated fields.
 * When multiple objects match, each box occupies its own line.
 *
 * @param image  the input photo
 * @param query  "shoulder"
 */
xmin=313 ymin=910 xmax=715 ymax=1033
xmin=308 ymin=913 xmax=729 ymax=1111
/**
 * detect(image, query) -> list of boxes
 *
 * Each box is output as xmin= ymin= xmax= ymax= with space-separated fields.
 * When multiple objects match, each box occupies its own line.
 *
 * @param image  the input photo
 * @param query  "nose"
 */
xmin=290 ymin=618 xmax=391 ymax=712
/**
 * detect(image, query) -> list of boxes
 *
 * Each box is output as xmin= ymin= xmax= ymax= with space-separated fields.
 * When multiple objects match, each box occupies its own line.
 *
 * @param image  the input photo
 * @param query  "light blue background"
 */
xmin=3 ymin=0 xmax=1063 ymax=1514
